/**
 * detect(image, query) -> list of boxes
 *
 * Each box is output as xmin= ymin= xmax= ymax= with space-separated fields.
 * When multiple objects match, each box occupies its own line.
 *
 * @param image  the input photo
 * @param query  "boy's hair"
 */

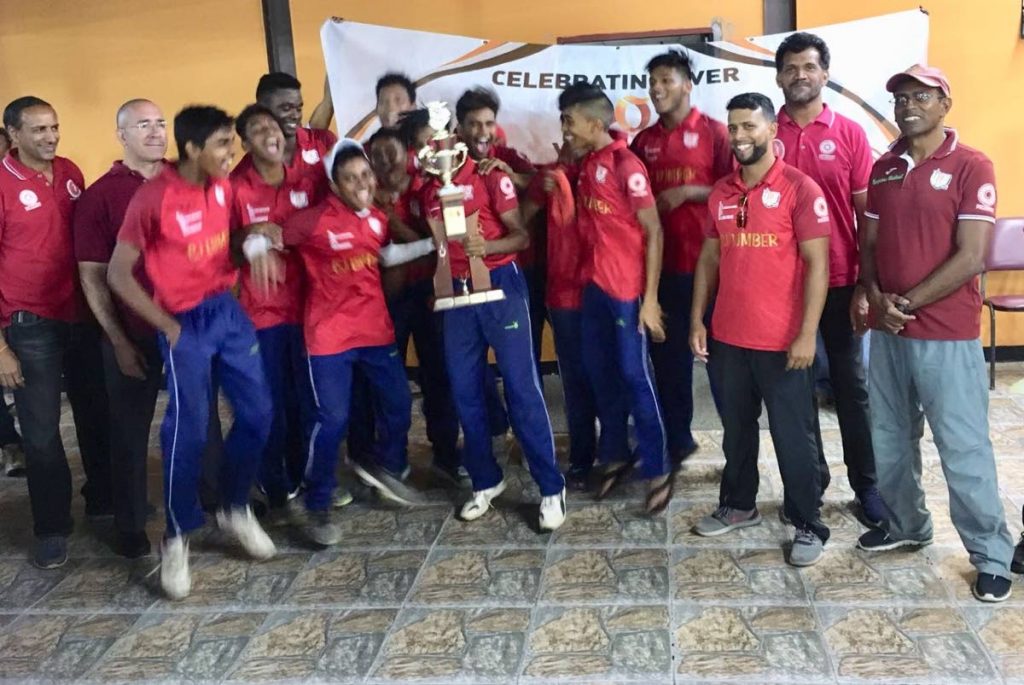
xmin=174 ymin=105 xmax=234 ymax=159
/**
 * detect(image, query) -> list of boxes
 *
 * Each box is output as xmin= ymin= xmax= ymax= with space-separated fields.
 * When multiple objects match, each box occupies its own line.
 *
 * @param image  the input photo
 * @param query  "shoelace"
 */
xmin=712 ymin=506 xmax=735 ymax=523
xmin=794 ymin=529 xmax=817 ymax=545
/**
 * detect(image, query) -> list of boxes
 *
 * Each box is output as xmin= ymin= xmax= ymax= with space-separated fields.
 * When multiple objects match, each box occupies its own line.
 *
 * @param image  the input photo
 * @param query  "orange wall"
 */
xmin=799 ymin=1 xmax=1024 ymax=345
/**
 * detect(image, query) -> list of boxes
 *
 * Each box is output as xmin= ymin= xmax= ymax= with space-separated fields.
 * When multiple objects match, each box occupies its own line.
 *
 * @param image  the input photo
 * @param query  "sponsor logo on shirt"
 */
xmin=976 ymin=183 xmax=996 ymax=211
xmin=930 ymin=169 xmax=953 ymax=191
xmin=761 ymin=188 xmax=781 ymax=209
xmin=290 ymin=190 xmax=309 ymax=209
xmin=627 ymin=173 xmax=649 ymax=198
xmin=213 ymin=185 xmax=226 ymax=207
xmin=721 ymin=232 xmax=780 ymax=248
xmin=871 ymin=167 xmax=905 ymax=186
xmin=18 ymin=189 xmax=41 ymax=211
xmin=186 ymin=229 xmax=228 ymax=262
xmin=653 ymin=167 xmax=696 ymax=186
xmin=643 ymin=145 xmax=661 ymax=162
xmin=176 ymin=210 xmax=204 ymax=237
xmin=813 ymin=197 xmax=830 ymax=223
xmin=595 ymin=165 xmax=609 ymax=184
xmin=66 ymin=179 xmax=82 ymax=200
xmin=683 ymin=131 xmax=700 ymax=149
xmin=457 ymin=184 xmax=475 ymax=202
xmin=498 ymin=176 xmax=516 ymax=200
xmin=818 ymin=139 xmax=837 ymax=161
xmin=302 ymin=149 xmax=321 ymax=164
xmin=246 ymin=204 xmax=271 ymax=224
xmin=580 ymin=195 xmax=612 ymax=215
xmin=717 ymin=200 xmax=738 ymax=221
xmin=367 ymin=216 xmax=384 ymax=236
xmin=327 ymin=230 xmax=354 ymax=251
xmin=331 ymin=252 xmax=378 ymax=274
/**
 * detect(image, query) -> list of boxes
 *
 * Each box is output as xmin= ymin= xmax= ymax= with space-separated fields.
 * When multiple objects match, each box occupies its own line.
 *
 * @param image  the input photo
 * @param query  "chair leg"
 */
xmin=988 ymin=304 xmax=996 ymax=390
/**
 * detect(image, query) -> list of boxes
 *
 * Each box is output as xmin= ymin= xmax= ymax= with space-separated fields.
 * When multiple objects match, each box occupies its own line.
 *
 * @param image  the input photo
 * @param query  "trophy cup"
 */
xmin=418 ymin=102 xmax=505 ymax=311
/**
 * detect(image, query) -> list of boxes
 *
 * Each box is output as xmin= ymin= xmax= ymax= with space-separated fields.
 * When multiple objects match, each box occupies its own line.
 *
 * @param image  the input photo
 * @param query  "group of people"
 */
xmin=0 ymin=31 xmax=1020 ymax=603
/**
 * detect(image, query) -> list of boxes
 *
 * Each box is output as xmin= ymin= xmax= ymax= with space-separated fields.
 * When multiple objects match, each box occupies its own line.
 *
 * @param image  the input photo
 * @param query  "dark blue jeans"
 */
xmin=4 ymin=316 xmax=111 ymax=537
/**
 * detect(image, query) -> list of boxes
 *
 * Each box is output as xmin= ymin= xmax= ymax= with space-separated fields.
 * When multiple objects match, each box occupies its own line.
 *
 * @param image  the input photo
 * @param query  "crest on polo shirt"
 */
xmin=499 ymin=176 xmax=516 ymax=200
xmin=813 ymin=197 xmax=829 ymax=222
xmin=367 ymin=216 xmax=383 ymax=237
xmin=976 ymin=183 xmax=996 ymax=211
xmin=627 ymin=173 xmax=649 ymax=198
xmin=683 ymin=131 xmax=700 ymax=149
xmin=213 ymin=185 xmax=226 ymax=207
xmin=289 ymin=190 xmax=309 ymax=209
xmin=327 ymin=230 xmax=354 ymax=251
xmin=818 ymin=139 xmax=837 ymax=161
xmin=66 ymin=179 xmax=82 ymax=199
xmin=176 ymin=210 xmax=203 ymax=237
xmin=302 ymin=149 xmax=321 ymax=165
xmin=930 ymin=169 xmax=953 ymax=191
xmin=761 ymin=188 xmax=781 ymax=208
xmin=457 ymin=184 xmax=475 ymax=202
xmin=18 ymin=189 xmax=41 ymax=211
xmin=595 ymin=165 xmax=609 ymax=184
xmin=246 ymin=204 xmax=271 ymax=224
xmin=643 ymin=144 xmax=661 ymax=162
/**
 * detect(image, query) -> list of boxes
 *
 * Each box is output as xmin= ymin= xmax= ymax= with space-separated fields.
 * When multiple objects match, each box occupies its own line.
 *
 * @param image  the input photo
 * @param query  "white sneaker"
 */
xmin=539 ymin=488 xmax=567 ymax=531
xmin=460 ymin=480 xmax=507 ymax=521
xmin=160 ymin=536 xmax=191 ymax=600
xmin=216 ymin=506 xmax=277 ymax=560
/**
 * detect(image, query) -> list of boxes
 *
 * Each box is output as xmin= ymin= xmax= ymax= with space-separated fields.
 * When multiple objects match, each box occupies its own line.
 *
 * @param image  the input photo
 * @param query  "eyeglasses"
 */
xmin=122 ymin=120 xmax=167 ymax=132
xmin=737 ymin=193 xmax=749 ymax=229
xmin=889 ymin=92 xmax=942 ymax=107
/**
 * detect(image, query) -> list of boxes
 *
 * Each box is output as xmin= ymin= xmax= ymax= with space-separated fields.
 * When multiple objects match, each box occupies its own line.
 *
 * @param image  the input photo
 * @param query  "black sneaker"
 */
xmin=33 ymin=535 xmax=68 ymax=569
xmin=857 ymin=528 xmax=932 ymax=552
xmin=973 ymin=573 xmax=1012 ymax=603
xmin=1012 ymin=533 xmax=1024 ymax=575
xmin=117 ymin=531 xmax=151 ymax=559
xmin=854 ymin=487 xmax=887 ymax=527
xmin=565 ymin=465 xmax=590 ymax=492
xmin=671 ymin=442 xmax=699 ymax=470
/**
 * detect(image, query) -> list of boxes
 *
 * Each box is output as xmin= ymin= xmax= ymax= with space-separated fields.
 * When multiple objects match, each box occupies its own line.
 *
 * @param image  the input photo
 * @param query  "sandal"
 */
xmin=645 ymin=476 xmax=675 ymax=516
xmin=595 ymin=461 xmax=632 ymax=500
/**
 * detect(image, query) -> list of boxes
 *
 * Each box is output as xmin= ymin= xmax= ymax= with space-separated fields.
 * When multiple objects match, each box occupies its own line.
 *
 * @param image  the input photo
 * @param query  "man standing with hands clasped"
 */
xmin=855 ymin=65 xmax=1015 ymax=603
xmin=690 ymin=92 xmax=831 ymax=566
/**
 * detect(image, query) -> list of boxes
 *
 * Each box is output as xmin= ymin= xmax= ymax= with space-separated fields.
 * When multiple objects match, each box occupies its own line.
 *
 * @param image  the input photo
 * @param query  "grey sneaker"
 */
xmin=789 ymin=529 xmax=824 ymax=567
xmin=693 ymin=506 xmax=762 ymax=537
xmin=353 ymin=462 xmax=430 ymax=506
xmin=2 ymin=444 xmax=25 ymax=477
xmin=303 ymin=510 xmax=343 ymax=547
xmin=331 ymin=488 xmax=354 ymax=508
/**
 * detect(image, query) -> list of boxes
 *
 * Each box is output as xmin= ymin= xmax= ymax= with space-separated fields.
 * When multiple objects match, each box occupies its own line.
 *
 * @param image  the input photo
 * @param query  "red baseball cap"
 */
xmin=885 ymin=64 xmax=951 ymax=97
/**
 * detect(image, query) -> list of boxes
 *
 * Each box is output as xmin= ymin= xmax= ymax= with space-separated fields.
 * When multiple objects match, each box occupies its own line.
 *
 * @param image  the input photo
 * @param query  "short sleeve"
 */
xmin=117 ymin=186 xmax=157 ymax=250
xmin=617 ymin=153 xmax=655 ymax=213
xmin=956 ymin=155 xmax=997 ymax=224
xmin=486 ymin=171 xmax=519 ymax=216
xmin=848 ymin=122 xmax=873 ymax=194
xmin=73 ymin=185 xmax=115 ymax=263
xmin=864 ymin=160 xmax=882 ymax=219
xmin=710 ymin=119 xmax=734 ymax=181
xmin=313 ymin=128 xmax=339 ymax=155
xmin=792 ymin=175 xmax=832 ymax=242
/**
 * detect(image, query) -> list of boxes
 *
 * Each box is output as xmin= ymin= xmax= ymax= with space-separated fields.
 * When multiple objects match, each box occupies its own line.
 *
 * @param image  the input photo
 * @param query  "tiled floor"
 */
xmin=1 ymin=362 xmax=1024 ymax=684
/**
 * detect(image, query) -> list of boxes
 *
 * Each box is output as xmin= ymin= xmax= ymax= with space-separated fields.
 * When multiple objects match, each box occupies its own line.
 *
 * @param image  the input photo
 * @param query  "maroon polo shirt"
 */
xmin=865 ymin=129 xmax=996 ymax=340
xmin=0 ymin=151 xmax=85 ymax=326
xmin=73 ymin=161 xmax=157 ymax=338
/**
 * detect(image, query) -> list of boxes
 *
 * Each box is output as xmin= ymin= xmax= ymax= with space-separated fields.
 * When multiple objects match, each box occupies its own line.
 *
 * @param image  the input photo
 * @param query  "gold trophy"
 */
xmin=418 ymin=102 xmax=505 ymax=311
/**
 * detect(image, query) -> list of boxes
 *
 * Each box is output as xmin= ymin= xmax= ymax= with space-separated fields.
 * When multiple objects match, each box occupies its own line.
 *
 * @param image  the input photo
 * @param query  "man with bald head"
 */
xmin=73 ymin=98 xmax=168 ymax=558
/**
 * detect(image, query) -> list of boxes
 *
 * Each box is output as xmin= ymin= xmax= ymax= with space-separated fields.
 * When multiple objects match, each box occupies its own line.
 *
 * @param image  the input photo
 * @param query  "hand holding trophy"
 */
xmin=418 ymin=102 xmax=506 ymax=311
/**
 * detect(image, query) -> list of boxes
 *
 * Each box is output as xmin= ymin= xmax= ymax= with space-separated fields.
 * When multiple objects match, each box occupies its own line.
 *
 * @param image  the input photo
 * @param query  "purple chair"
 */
xmin=983 ymin=217 xmax=1024 ymax=389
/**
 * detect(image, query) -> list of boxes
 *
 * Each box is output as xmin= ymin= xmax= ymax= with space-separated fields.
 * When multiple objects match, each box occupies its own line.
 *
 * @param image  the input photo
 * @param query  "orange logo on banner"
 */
xmin=614 ymin=96 xmax=652 ymax=134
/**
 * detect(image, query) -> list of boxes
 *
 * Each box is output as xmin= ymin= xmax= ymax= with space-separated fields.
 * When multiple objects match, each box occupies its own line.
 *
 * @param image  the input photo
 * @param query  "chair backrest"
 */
xmin=985 ymin=217 xmax=1024 ymax=272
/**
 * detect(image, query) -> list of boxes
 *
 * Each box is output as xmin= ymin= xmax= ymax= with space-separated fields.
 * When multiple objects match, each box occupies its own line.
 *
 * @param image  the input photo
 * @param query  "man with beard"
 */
xmin=631 ymin=49 xmax=733 ymax=470
xmin=774 ymin=32 xmax=884 ymax=526
xmin=856 ymin=66 xmax=1014 ymax=603
xmin=690 ymin=92 xmax=831 ymax=567
xmin=0 ymin=97 xmax=112 ymax=569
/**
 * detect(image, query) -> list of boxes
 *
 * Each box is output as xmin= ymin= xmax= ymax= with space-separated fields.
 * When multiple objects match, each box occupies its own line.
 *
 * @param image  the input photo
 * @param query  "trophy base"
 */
xmin=434 ymin=288 xmax=506 ymax=311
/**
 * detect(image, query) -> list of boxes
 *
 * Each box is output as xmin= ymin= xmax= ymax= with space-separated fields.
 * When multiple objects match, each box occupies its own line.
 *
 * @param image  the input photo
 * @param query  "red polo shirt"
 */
xmin=420 ymin=158 xmax=519 ymax=276
xmin=375 ymin=175 xmax=434 ymax=284
xmin=235 ymin=126 xmax=337 ymax=198
xmin=117 ymin=165 xmax=236 ymax=315
xmin=230 ymin=163 xmax=324 ymax=330
xmin=776 ymin=104 xmax=873 ymax=288
xmin=284 ymin=195 xmax=394 ymax=356
xmin=486 ymin=143 xmax=542 ymax=270
xmin=526 ymin=163 xmax=586 ymax=309
xmin=0 ymin=151 xmax=85 ymax=326
xmin=706 ymin=157 xmax=831 ymax=352
xmin=73 ymin=161 xmax=157 ymax=338
xmin=576 ymin=138 xmax=656 ymax=302
xmin=865 ymin=129 xmax=995 ymax=340
xmin=631 ymin=107 xmax=733 ymax=274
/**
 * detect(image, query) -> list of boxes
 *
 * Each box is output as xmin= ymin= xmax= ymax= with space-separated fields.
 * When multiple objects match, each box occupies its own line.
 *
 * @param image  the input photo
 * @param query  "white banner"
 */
xmin=322 ymin=11 xmax=928 ymax=164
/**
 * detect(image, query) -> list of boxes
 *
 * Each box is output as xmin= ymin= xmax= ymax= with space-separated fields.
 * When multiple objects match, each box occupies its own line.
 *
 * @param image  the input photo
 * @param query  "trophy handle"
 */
xmin=452 ymin=146 xmax=468 ymax=173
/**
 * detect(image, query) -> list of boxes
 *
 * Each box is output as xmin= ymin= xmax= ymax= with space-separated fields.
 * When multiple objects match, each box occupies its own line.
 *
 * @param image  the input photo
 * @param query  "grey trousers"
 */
xmin=869 ymin=332 xmax=1013 ymax=578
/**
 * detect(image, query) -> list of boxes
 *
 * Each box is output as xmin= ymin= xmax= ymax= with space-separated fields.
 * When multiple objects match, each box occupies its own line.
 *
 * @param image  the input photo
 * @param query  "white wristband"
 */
xmin=243 ymin=234 xmax=271 ymax=262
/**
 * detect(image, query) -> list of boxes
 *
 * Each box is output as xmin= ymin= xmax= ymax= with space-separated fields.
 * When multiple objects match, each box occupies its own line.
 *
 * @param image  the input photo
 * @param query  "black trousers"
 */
xmin=713 ymin=340 xmax=830 ymax=543
xmin=5 ymin=316 xmax=111 ymax=537
xmin=815 ymin=285 xmax=876 ymax=492
xmin=101 ymin=335 xmax=162 ymax=534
